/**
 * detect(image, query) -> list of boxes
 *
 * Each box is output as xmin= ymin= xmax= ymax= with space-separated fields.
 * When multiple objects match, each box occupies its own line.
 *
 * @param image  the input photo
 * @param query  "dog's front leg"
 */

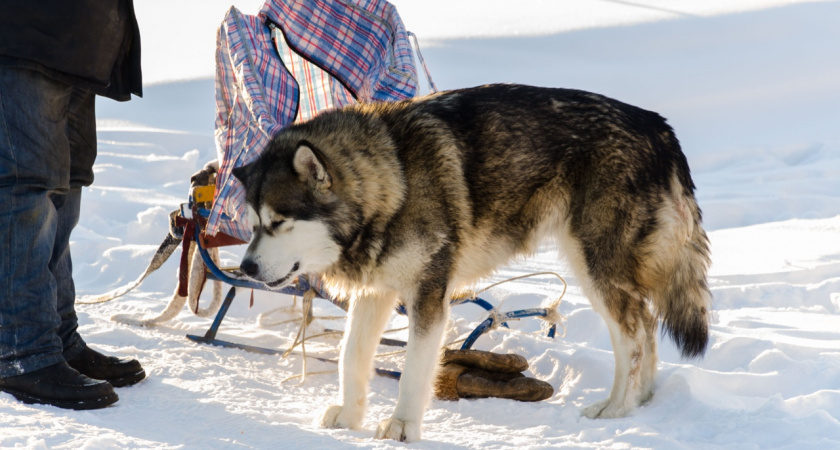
xmin=321 ymin=291 xmax=397 ymax=430
xmin=375 ymin=291 xmax=448 ymax=442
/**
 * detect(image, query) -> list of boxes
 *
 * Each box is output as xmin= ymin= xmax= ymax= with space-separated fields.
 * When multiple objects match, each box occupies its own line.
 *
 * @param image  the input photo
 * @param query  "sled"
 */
xmin=93 ymin=0 xmax=566 ymax=381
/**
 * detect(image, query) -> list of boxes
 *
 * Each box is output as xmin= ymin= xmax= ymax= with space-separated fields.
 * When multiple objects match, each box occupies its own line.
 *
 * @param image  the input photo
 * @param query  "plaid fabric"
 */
xmin=260 ymin=0 xmax=418 ymax=102
xmin=209 ymin=0 xmax=418 ymax=240
xmin=271 ymin=25 xmax=356 ymax=122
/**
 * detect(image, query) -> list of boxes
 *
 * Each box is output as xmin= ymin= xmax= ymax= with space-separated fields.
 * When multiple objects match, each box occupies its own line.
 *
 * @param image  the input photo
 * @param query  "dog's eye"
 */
xmin=270 ymin=219 xmax=286 ymax=230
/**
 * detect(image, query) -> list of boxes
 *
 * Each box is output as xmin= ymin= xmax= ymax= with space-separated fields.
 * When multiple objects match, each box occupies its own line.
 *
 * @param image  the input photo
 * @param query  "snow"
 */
xmin=2 ymin=0 xmax=840 ymax=448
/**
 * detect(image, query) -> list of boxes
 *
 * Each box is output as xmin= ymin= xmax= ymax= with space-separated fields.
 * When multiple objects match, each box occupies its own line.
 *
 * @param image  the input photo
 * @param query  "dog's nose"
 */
xmin=240 ymin=259 xmax=259 ymax=278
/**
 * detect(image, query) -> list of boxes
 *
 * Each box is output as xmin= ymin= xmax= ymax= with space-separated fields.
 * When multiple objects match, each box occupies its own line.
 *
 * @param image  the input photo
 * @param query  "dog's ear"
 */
xmin=232 ymin=162 xmax=254 ymax=188
xmin=293 ymin=143 xmax=332 ymax=190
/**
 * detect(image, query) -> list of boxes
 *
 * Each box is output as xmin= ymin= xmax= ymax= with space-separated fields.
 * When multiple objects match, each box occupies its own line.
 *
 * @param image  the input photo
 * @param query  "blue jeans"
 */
xmin=0 ymin=67 xmax=97 ymax=377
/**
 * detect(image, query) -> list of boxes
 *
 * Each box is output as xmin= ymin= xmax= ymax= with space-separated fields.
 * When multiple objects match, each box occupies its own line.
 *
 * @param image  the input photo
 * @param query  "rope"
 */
xmin=281 ymin=369 xmax=336 ymax=384
xmin=408 ymin=31 xmax=438 ymax=94
xmin=258 ymin=305 xmax=345 ymax=328
xmin=280 ymin=288 xmax=319 ymax=383
xmin=471 ymin=271 xmax=568 ymax=337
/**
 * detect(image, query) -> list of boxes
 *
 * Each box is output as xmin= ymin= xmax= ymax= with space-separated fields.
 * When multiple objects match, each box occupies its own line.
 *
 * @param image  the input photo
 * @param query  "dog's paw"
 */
xmin=582 ymin=398 xmax=632 ymax=419
xmin=320 ymin=404 xmax=362 ymax=430
xmin=375 ymin=417 xmax=421 ymax=442
xmin=582 ymin=399 xmax=609 ymax=419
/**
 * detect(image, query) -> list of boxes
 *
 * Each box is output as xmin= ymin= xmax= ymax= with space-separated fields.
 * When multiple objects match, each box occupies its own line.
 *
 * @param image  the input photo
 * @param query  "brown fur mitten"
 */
xmin=434 ymin=349 xmax=553 ymax=402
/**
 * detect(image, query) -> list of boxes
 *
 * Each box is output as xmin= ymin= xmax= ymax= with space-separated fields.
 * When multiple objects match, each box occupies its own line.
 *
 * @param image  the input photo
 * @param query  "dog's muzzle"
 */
xmin=241 ymin=260 xmax=300 ymax=289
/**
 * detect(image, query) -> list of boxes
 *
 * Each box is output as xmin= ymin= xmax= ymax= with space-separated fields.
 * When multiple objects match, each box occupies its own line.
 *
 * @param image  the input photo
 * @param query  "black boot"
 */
xmin=67 ymin=346 xmax=146 ymax=388
xmin=0 ymin=362 xmax=118 ymax=410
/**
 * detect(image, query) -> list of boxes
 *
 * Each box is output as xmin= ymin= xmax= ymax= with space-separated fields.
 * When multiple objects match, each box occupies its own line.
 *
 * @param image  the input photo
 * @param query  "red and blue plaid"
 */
xmin=210 ymin=0 xmax=418 ymax=241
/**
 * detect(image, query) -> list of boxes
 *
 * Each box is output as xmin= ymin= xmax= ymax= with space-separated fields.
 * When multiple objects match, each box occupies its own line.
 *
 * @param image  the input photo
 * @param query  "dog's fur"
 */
xmin=232 ymin=84 xmax=712 ymax=442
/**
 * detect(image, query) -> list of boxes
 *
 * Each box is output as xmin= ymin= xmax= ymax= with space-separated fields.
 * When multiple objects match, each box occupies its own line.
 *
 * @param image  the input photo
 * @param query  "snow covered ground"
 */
xmin=2 ymin=0 xmax=840 ymax=448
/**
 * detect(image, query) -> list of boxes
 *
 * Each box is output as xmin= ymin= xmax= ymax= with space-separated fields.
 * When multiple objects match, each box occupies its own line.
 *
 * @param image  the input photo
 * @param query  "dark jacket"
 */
xmin=0 ymin=0 xmax=142 ymax=101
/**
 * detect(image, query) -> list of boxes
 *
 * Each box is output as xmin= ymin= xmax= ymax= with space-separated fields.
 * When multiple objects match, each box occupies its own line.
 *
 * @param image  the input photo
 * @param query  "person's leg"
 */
xmin=56 ymin=86 xmax=146 ymax=387
xmin=54 ymin=87 xmax=97 ymax=362
xmin=0 ymin=67 xmax=117 ymax=409
xmin=51 ymin=187 xmax=86 ymax=357
xmin=0 ymin=67 xmax=73 ymax=377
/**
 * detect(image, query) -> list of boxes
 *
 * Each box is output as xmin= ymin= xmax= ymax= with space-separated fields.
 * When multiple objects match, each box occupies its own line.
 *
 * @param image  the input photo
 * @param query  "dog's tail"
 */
xmin=648 ymin=167 xmax=713 ymax=359
xmin=658 ymin=221 xmax=712 ymax=359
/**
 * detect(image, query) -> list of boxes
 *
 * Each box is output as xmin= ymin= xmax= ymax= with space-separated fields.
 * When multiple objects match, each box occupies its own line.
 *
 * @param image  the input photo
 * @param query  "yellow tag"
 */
xmin=193 ymin=185 xmax=216 ymax=203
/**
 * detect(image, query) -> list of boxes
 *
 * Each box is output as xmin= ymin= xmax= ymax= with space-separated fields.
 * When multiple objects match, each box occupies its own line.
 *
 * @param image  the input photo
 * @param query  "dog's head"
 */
xmin=232 ymin=108 xmax=406 ymax=289
xmin=232 ymin=140 xmax=343 ymax=289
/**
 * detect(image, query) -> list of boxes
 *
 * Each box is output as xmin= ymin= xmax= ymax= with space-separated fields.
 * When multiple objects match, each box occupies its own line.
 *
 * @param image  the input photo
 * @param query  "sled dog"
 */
xmin=232 ymin=84 xmax=712 ymax=442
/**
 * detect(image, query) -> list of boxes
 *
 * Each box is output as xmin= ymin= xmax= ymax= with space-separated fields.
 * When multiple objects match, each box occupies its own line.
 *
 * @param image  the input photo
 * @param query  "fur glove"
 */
xmin=434 ymin=349 xmax=553 ymax=402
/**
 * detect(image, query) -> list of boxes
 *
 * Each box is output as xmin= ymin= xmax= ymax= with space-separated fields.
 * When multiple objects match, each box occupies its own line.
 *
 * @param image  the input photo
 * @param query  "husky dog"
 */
xmin=232 ymin=84 xmax=711 ymax=442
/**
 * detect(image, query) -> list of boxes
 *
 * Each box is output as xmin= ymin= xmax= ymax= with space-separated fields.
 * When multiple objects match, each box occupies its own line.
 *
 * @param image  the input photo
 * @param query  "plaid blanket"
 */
xmin=210 ymin=0 xmax=418 ymax=241
xmin=271 ymin=23 xmax=356 ymax=122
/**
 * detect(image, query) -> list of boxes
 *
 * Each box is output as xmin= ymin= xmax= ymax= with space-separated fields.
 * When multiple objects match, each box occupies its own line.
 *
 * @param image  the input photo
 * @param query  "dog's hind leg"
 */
xmin=581 ymin=285 xmax=653 ymax=419
xmin=639 ymin=305 xmax=659 ymax=404
xmin=557 ymin=225 xmax=656 ymax=418
xmin=321 ymin=290 xmax=398 ymax=430
xmin=376 ymin=284 xmax=449 ymax=442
